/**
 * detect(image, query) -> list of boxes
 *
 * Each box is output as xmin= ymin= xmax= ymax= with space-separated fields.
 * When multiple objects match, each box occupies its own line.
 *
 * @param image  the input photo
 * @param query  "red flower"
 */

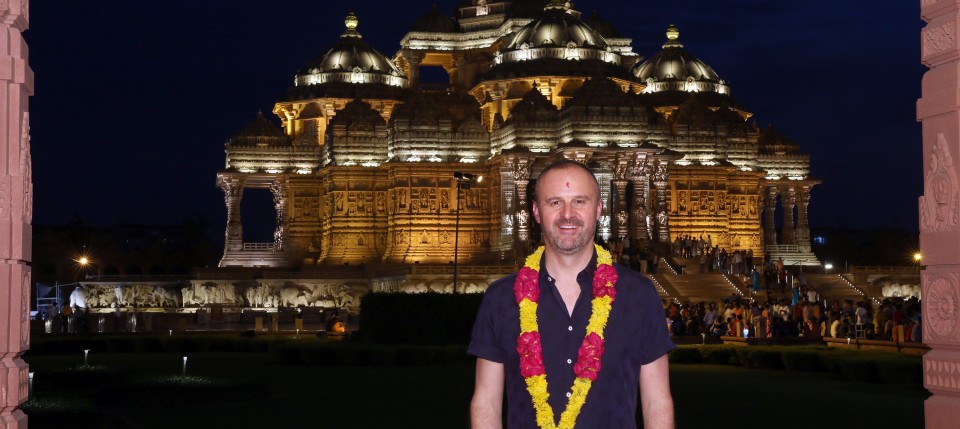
xmin=573 ymin=332 xmax=605 ymax=381
xmin=592 ymin=264 xmax=618 ymax=301
xmin=517 ymin=331 xmax=546 ymax=377
xmin=514 ymin=267 xmax=541 ymax=304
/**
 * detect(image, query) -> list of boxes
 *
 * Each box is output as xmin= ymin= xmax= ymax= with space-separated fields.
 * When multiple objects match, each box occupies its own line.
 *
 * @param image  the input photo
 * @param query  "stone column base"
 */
xmin=925 ymin=395 xmax=960 ymax=429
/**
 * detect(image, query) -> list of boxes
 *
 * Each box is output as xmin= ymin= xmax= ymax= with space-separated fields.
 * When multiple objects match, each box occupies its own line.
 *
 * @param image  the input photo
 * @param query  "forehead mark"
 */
xmin=566 ymin=181 xmax=570 ymax=188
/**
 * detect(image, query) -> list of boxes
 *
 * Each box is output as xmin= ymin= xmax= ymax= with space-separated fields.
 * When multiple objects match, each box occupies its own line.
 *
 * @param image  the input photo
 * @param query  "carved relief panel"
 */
xmin=293 ymin=190 xmax=320 ymax=221
xmin=923 ymin=271 xmax=959 ymax=342
xmin=920 ymin=134 xmax=960 ymax=233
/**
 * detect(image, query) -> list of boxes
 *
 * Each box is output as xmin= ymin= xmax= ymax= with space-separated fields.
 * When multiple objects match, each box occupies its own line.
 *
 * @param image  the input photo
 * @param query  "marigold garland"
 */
xmin=514 ymin=244 xmax=617 ymax=429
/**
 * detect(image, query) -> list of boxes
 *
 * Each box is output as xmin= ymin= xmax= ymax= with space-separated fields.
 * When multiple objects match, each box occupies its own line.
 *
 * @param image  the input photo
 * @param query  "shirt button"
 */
xmin=547 ymin=276 xmax=554 ymax=282
xmin=566 ymin=392 xmax=572 ymax=398
xmin=567 ymin=359 xmax=572 ymax=364
xmin=568 ymin=325 xmax=573 ymax=331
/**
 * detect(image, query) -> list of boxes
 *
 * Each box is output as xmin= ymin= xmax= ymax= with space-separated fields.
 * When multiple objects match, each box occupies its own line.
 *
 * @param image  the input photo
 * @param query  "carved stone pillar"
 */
xmin=629 ymin=158 xmax=651 ymax=243
xmin=918 ymin=1 xmax=960 ymax=425
xmin=795 ymin=185 xmax=812 ymax=252
xmin=498 ymin=160 xmax=517 ymax=257
xmin=404 ymin=51 xmax=423 ymax=87
xmin=270 ymin=178 xmax=288 ymax=251
xmin=612 ymin=161 xmax=629 ymax=240
xmin=596 ymin=167 xmax=613 ymax=242
xmin=764 ymin=186 xmax=779 ymax=245
xmin=514 ymin=161 xmax=531 ymax=246
xmin=0 ymin=2 xmax=31 ymax=427
xmin=652 ymin=161 xmax=670 ymax=243
xmin=217 ymin=174 xmax=244 ymax=252
xmin=782 ymin=187 xmax=796 ymax=245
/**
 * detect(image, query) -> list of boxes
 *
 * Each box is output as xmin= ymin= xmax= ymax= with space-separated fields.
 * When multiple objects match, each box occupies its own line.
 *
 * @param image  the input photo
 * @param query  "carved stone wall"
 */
xmin=0 ymin=1 xmax=31 ymax=426
xmin=919 ymin=0 xmax=960 ymax=426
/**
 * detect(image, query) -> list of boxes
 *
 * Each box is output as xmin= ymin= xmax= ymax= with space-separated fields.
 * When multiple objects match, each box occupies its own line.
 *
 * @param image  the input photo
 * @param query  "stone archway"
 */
xmin=919 ymin=1 xmax=960 ymax=427
xmin=0 ymin=1 xmax=32 ymax=427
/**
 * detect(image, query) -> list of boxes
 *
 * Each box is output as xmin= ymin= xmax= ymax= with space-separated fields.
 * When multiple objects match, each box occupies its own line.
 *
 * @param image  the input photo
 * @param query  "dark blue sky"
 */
xmin=26 ymin=1 xmax=925 ymax=239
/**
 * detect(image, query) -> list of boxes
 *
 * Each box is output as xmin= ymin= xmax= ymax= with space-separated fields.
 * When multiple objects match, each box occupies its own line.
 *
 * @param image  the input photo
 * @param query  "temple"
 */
xmin=216 ymin=0 xmax=821 ymax=273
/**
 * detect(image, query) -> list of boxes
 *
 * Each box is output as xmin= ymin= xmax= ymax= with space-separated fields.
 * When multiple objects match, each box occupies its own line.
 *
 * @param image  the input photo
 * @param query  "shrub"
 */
xmin=828 ymin=356 xmax=880 ymax=383
xmin=735 ymin=348 xmax=784 ymax=370
xmin=697 ymin=345 xmax=738 ymax=365
xmin=668 ymin=346 xmax=703 ymax=364
xmin=780 ymin=350 xmax=825 ymax=372
xmin=874 ymin=356 xmax=922 ymax=385
xmin=358 ymin=292 xmax=484 ymax=345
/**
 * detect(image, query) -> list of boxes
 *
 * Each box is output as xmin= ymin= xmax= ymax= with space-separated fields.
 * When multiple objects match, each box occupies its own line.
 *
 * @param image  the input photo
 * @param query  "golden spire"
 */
xmin=345 ymin=12 xmax=358 ymax=30
xmin=666 ymin=24 xmax=679 ymax=41
xmin=342 ymin=12 xmax=361 ymax=38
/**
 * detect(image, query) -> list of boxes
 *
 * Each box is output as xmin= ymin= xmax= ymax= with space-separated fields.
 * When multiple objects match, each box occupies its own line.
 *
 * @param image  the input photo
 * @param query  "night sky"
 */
xmin=26 ymin=1 xmax=926 ymax=244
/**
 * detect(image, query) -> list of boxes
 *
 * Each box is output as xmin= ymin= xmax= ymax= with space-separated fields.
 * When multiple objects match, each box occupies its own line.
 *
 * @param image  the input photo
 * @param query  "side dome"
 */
xmin=491 ymin=0 xmax=621 ymax=70
xmin=633 ymin=25 xmax=729 ymax=96
xmin=411 ymin=5 xmax=458 ymax=33
xmin=226 ymin=111 xmax=290 ymax=147
xmin=291 ymin=13 xmax=408 ymax=93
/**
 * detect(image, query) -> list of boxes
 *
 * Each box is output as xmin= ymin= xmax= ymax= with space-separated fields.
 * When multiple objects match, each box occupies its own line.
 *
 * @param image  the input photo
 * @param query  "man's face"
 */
xmin=532 ymin=166 xmax=602 ymax=257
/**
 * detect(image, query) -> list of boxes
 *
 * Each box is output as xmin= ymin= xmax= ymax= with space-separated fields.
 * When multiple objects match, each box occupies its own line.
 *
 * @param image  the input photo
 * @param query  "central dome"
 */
xmin=494 ymin=1 xmax=617 ymax=66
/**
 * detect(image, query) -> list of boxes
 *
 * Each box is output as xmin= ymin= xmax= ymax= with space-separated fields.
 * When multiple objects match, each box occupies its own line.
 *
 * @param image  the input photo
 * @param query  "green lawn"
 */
xmin=23 ymin=353 xmax=926 ymax=428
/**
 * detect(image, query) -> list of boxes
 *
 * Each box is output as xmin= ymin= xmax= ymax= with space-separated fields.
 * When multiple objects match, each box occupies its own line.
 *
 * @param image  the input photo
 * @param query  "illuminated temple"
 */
xmin=216 ymin=0 xmax=821 ymax=275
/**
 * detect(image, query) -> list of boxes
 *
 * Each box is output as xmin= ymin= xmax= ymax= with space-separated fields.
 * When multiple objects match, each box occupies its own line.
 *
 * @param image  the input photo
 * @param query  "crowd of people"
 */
xmin=589 ymin=235 xmax=923 ymax=344
xmin=665 ymin=295 xmax=922 ymax=342
xmin=671 ymin=234 xmax=755 ymax=276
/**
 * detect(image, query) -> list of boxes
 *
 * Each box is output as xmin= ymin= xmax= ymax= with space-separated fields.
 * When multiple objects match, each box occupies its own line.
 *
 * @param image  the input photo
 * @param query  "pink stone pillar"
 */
xmin=918 ymin=1 xmax=960 ymax=427
xmin=0 ymin=1 xmax=31 ymax=427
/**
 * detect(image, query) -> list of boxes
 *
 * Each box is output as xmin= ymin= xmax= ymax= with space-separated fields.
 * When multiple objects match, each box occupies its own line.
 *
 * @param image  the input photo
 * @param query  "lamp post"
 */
xmin=453 ymin=172 xmax=481 ymax=293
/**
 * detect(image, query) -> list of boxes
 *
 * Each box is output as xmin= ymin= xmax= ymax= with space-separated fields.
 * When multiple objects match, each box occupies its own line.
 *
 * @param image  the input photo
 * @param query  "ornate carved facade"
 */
xmin=217 ymin=1 xmax=820 ymax=269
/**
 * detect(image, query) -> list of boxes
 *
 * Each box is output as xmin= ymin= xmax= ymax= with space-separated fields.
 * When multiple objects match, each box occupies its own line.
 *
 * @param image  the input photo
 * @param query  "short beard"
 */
xmin=546 ymin=219 xmax=593 ymax=255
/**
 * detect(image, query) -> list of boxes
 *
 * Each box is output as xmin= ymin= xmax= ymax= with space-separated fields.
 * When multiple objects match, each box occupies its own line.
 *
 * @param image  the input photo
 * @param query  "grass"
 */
xmin=23 ymin=352 xmax=926 ymax=428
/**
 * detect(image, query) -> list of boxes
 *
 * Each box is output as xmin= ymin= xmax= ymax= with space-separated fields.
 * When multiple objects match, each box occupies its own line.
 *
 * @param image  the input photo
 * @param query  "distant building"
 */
xmin=216 ymin=1 xmax=820 ymax=270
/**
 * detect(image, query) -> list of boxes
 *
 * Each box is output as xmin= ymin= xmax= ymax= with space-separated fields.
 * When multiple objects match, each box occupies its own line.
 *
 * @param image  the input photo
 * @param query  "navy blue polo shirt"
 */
xmin=468 ymin=252 xmax=675 ymax=428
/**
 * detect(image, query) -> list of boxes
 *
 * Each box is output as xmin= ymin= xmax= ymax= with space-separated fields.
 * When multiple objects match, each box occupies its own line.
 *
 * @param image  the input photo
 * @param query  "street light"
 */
xmin=453 ymin=172 xmax=482 ymax=293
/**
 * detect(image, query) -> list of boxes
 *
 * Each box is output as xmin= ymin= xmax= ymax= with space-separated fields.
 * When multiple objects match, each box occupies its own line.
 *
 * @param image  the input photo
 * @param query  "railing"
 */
xmin=410 ymin=265 xmax=517 ymax=276
xmin=644 ymin=274 xmax=678 ymax=304
xmin=721 ymin=273 xmax=746 ymax=297
xmin=242 ymin=242 xmax=275 ymax=251
xmin=661 ymin=257 xmax=681 ymax=275
xmin=81 ymin=275 xmax=192 ymax=282
xmin=836 ymin=274 xmax=879 ymax=304
xmin=418 ymin=83 xmax=453 ymax=94
xmin=849 ymin=266 xmax=920 ymax=275
xmin=766 ymin=244 xmax=801 ymax=253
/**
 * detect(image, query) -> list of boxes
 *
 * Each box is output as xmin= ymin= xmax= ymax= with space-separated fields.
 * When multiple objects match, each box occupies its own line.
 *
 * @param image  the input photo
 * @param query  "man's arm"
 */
xmin=471 ymin=358 xmax=505 ymax=429
xmin=639 ymin=354 xmax=674 ymax=429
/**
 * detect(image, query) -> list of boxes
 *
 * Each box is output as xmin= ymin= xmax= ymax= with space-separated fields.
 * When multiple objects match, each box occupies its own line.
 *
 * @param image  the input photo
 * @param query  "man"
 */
xmin=469 ymin=160 xmax=675 ymax=428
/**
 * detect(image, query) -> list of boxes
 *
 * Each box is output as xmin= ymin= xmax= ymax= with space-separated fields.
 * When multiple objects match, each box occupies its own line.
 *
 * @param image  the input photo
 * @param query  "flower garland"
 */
xmin=514 ymin=244 xmax=618 ymax=429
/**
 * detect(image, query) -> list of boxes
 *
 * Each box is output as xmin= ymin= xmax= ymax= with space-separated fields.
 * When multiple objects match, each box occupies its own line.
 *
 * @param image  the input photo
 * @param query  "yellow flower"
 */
xmin=595 ymin=244 xmax=612 ymax=265
xmin=557 ymin=379 xmax=592 ymax=428
xmin=586 ymin=297 xmax=613 ymax=337
xmin=525 ymin=246 xmax=545 ymax=270
xmin=520 ymin=300 xmax=539 ymax=333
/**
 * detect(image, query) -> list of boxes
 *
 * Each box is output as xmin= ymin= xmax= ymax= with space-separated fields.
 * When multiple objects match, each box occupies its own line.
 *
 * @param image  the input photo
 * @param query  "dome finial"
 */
xmin=345 ymin=12 xmax=359 ymax=30
xmin=342 ymin=12 xmax=362 ymax=38
xmin=545 ymin=0 xmax=566 ymax=11
xmin=666 ymin=24 xmax=679 ymax=41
